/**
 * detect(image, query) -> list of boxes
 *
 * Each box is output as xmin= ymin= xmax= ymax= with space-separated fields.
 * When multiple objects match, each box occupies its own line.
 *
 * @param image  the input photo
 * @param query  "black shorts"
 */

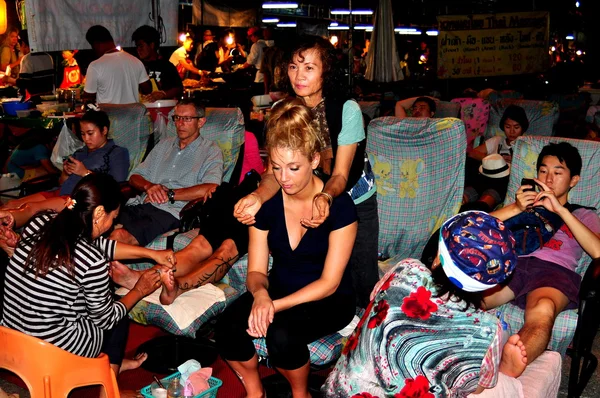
xmin=507 ymin=256 xmax=581 ymax=310
xmin=117 ymin=203 xmax=180 ymax=247
xmin=200 ymin=192 xmax=249 ymax=256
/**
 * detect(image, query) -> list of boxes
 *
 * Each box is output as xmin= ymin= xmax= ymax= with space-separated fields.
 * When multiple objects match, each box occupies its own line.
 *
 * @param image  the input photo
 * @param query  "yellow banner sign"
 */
xmin=437 ymin=12 xmax=549 ymax=79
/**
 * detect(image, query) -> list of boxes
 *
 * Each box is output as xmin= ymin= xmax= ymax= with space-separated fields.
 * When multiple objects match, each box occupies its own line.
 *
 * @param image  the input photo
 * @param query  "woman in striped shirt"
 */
xmin=1 ymin=173 xmax=176 ymax=376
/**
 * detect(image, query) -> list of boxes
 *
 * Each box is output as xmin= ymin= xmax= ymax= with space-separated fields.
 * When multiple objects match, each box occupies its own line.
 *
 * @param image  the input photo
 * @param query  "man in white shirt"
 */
xmin=242 ymin=27 xmax=267 ymax=94
xmin=83 ymin=25 xmax=151 ymax=104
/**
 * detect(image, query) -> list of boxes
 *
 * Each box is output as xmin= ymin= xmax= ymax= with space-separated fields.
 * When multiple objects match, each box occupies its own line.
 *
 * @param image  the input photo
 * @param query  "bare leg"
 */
xmin=169 ymin=233 xmax=214 ymax=275
xmin=278 ymin=361 xmax=311 ymax=398
xmin=9 ymin=197 xmax=67 ymax=228
xmin=2 ymin=192 xmax=48 ymax=210
xmin=160 ymin=238 xmax=239 ymax=305
xmin=226 ymin=354 xmax=265 ymax=398
xmin=515 ymin=287 xmax=569 ymax=375
xmin=499 ymin=334 xmax=528 ymax=377
xmin=110 ymin=260 xmax=143 ymax=289
xmin=109 ymin=228 xmax=140 ymax=246
xmin=481 ymin=285 xmax=516 ymax=310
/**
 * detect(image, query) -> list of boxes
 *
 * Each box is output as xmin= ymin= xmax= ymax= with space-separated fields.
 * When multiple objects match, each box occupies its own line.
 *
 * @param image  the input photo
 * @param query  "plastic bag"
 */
xmin=50 ymin=121 xmax=84 ymax=171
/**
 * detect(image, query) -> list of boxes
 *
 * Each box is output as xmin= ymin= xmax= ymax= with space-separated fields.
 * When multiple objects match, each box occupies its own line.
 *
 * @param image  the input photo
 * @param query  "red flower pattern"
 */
xmin=401 ymin=287 xmax=438 ymax=320
xmin=351 ymin=393 xmax=379 ymax=398
xmin=395 ymin=375 xmax=434 ymax=398
xmin=379 ymin=274 xmax=395 ymax=292
xmin=368 ymin=299 xmax=390 ymax=329
xmin=342 ymin=327 xmax=361 ymax=355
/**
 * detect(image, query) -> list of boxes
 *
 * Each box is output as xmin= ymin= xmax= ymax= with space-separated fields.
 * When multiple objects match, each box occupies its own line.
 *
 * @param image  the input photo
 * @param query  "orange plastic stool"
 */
xmin=0 ymin=326 xmax=120 ymax=397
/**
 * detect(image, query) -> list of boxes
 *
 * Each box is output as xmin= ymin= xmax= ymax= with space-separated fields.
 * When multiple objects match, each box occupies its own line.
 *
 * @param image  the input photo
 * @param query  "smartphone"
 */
xmin=521 ymin=178 xmax=537 ymax=192
xmin=63 ymin=156 xmax=73 ymax=163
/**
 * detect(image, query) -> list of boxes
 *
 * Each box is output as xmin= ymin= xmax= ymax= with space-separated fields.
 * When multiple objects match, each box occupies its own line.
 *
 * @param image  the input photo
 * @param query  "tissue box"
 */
xmin=140 ymin=372 xmax=222 ymax=398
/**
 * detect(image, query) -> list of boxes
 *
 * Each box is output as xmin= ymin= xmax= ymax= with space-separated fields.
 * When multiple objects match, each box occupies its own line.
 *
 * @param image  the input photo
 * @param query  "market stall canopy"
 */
xmin=193 ymin=0 xmax=256 ymax=27
xmin=364 ymin=0 xmax=403 ymax=82
xmin=24 ymin=0 xmax=178 ymax=52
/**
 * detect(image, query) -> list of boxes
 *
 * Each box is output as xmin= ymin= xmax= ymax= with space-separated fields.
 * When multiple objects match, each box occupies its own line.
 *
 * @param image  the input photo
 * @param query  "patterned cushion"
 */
xmin=366 ymin=117 xmax=465 ymax=271
xmin=451 ymin=98 xmax=491 ymax=151
xmin=100 ymin=103 xmax=152 ymax=174
xmin=496 ymin=136 xmax=600 ymax=354
xmin=253 ymin=332 xmax=348 ymax=367
xmin=164 ymin=107 xmax=245 ymax=183
xmin=253 ymin=308 xmax=364 ymax=367
xmin=484 ymin=99 xmax=559 ymax=140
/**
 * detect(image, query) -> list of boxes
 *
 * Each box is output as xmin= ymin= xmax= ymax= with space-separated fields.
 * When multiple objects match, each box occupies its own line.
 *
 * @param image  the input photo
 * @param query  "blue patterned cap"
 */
xmin=438 ymin=211 xmax=517 ymax=292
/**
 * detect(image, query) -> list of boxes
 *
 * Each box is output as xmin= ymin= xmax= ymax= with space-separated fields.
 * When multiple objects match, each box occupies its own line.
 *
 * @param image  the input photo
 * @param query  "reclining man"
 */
xmin=483 ymin=142 xmax=600 ymax=377
xmin=110 ymin=98 xmax=222 ymax=247
xmin=394 ymin=96 xmax=436 ymax=119
xmin=109 ymin=98 xmax=253 ymax=304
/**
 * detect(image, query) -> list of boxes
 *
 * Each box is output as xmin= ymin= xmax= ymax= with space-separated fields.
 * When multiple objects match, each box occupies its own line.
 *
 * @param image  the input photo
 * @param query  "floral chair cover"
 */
xmin=451 ymin=98 xmax=491 ymax=151
xmin=497 ymin=135 xmax=600 ymax=354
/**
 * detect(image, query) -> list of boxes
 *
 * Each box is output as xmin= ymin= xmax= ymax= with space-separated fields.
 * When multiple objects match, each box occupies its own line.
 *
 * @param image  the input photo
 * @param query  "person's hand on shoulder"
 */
xmin=233 ymin=193 xmax=262 ymax=225
xmin=301 ymin=193 xmax=331 ymax=228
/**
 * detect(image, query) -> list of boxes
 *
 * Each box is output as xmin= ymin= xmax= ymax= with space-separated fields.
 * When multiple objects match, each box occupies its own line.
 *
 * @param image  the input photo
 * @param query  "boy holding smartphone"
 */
xmin=482 ymin=142 xmax=600 ymax=377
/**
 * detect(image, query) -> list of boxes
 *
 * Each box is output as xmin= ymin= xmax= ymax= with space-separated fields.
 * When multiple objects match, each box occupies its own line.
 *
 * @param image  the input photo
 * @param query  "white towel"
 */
xmin=338 ymin=315 xmax=360 ymax=337
xmin=116 ymin=284 xmax=226 ymax=330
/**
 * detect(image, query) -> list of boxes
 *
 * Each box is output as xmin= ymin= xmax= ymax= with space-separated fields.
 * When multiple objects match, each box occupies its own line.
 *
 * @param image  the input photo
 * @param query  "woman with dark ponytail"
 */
xmin=1 ymin=173 xmax=176 ymax=377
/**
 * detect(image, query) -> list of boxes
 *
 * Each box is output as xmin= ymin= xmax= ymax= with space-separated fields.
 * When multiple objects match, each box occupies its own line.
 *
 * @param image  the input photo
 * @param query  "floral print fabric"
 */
xmin=451 ymin=98 xmax=491 ymax=151
xmin=323 ymin=259 xmax=501 ymax=398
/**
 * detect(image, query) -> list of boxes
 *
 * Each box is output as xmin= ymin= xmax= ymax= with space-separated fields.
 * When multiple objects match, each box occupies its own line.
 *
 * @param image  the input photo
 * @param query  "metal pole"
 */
xmin=348 ymin=0 xmax=353 ymax=89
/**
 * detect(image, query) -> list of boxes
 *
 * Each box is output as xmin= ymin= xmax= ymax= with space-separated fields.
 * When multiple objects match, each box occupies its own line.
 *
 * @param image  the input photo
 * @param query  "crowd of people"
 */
xmin=0 ymin=24 xmax=599 ymax=398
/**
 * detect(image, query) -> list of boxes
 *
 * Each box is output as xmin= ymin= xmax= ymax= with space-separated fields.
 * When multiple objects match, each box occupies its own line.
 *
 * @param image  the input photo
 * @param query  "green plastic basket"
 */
xmin=140 ymin=372 xmax=222 ymax=398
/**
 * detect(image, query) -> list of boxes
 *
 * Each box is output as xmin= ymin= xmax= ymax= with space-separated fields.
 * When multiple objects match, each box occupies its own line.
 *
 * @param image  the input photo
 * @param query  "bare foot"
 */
xmin=499 ymin=334 xmax=528 ymax=378
xmin=120 ymin=352 xmax=148 ymax=373
xmin=110 ymin=261 xmax=143 ymax=289
xmin=159 ymin=268 xmax=179 ymax=305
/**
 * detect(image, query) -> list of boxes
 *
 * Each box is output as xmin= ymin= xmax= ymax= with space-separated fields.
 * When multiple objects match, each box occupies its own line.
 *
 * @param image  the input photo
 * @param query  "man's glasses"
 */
xmin=172 ymin=115 xmax=203 ymax=123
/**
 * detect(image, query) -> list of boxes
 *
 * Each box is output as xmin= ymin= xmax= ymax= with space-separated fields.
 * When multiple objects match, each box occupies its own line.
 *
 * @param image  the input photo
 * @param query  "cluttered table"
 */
xmin=182 ymin=68 xmax=255 ymax=108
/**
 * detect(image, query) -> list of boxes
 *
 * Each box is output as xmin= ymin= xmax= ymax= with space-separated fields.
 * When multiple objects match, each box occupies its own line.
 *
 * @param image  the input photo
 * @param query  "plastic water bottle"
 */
xmin=182 ymin=383 xmax=194 ymax=398
xmin=167 ymin=377 xmax=183 ymax=398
